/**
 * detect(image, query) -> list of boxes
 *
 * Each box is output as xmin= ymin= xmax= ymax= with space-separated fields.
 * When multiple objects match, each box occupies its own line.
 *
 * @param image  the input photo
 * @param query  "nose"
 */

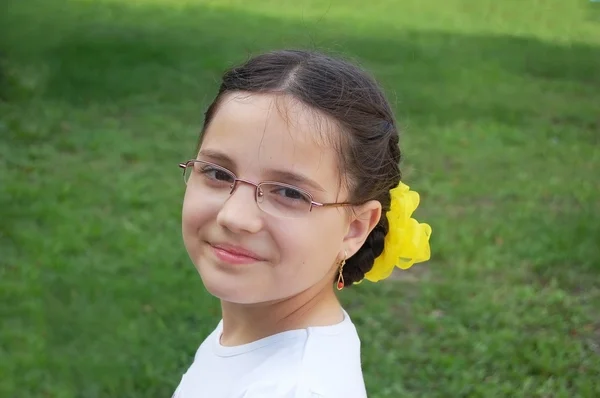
xmin=216 ymin=180 xmax=264 ymax=234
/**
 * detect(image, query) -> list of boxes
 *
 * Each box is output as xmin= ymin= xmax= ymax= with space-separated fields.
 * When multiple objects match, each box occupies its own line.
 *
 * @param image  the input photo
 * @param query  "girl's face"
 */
xmin=182 ymin=93 xmax=378 ymax=304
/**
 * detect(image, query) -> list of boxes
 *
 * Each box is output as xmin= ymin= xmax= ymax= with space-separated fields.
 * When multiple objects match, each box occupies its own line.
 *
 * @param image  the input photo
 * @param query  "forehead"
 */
xmin=201 ymin=93 xmax=343 ymax=191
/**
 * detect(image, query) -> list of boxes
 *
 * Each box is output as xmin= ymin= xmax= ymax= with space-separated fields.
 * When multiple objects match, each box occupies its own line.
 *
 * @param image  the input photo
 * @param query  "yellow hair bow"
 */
xmin=363 ymin=182 xmax=432 ymax=283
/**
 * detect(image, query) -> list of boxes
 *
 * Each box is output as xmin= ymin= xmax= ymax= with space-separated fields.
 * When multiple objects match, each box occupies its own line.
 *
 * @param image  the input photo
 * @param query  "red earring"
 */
xmin=336 ymin=251 xmax=347 ymax=291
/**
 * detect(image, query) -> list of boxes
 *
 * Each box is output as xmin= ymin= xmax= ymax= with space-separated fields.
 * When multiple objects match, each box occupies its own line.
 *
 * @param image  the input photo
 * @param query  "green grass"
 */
xmin=1 ymin=0 xmax=599 ymax=396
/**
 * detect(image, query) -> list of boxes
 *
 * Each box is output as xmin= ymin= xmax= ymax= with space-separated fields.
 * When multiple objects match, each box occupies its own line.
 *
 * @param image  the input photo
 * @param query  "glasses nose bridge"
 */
xmin=230 ymin=177 xmax=261 ymax=198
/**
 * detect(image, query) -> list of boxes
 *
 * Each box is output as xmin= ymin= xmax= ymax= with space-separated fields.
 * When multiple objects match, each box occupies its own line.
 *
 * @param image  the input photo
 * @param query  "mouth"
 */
xmin=209 ymin=242 xmax=265 ymax=265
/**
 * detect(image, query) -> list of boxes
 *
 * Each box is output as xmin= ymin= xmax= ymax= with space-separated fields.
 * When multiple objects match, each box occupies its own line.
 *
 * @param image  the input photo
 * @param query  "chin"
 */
xmin=193 ymin=258 xmax=262 ymax=304
xmin=203 ymin=279 xmax=267 ymax=305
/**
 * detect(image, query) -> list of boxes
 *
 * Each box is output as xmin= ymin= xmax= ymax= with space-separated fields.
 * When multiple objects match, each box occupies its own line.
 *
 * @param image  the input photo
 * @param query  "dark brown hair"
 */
xmin=200 ymin=49 xmax=402 ymax=286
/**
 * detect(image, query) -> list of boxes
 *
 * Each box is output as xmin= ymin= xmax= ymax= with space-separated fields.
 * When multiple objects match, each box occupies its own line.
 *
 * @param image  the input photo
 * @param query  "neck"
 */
xmin=219 ymin=284 xmax=343 ymax=346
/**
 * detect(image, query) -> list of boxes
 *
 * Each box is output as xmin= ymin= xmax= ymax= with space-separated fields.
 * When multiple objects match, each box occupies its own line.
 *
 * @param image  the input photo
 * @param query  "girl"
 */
xmin=173 ymin=50 xmax=431 ymax=398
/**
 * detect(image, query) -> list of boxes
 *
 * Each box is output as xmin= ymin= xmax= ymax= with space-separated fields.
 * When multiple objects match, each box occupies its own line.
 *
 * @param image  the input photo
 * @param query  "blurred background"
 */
xmin=1 ymin=0 xmax=599 ymax=397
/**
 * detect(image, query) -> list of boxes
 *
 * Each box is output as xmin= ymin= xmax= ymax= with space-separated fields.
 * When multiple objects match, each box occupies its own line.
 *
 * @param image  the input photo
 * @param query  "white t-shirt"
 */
xmin=172 ymin=310 xmax=368 ymax=398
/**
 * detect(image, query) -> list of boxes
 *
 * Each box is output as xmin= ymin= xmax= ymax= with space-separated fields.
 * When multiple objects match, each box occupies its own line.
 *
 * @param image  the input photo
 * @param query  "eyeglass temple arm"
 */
xmin=311 ymin=202 xmax=354 ymax=209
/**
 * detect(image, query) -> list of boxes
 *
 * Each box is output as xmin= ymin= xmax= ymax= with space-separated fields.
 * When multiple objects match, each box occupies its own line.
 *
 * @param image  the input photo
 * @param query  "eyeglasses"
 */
xmin=179 ymin=160 xmax=353 ymax=218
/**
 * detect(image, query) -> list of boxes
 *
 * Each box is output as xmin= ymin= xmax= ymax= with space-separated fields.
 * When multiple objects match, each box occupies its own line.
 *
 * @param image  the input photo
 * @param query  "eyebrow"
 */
xmin=197 ymin=149 xmax=326 ymax=193
xmin=266 ymin=170 xmax=326 ymax=193
xmin=198 ymin=149 xmax=234 ymax=166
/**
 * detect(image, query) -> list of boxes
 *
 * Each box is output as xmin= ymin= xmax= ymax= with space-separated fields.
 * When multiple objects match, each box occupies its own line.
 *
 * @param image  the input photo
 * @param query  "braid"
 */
xmin=340 ymin=121 xmax=400 ymax=286
xmin=342 ymin=220 xmax=388 ymax=286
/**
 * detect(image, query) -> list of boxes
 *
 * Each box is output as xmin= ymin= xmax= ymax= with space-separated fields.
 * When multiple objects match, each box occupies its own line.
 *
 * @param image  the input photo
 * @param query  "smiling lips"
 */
xmin=210 ymin=243 xmax=264 ymax=265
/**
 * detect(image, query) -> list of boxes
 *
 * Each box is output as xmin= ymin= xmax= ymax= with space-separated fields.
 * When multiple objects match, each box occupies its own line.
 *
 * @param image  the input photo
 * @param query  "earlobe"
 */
xmin=343 ymin=200 xmax=382 ymax=257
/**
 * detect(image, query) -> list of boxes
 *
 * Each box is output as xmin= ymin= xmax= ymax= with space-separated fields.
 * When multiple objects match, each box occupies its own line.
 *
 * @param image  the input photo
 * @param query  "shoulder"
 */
xmin=177 ymin=312 xmax=367 ymax=398
xmin=297 ymin=311 xmax=368 ymax=397
xmin=239 ymin=311 xmax=368 ymax=398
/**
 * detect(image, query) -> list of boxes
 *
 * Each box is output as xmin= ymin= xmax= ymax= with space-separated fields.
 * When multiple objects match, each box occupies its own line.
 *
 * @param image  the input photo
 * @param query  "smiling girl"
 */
xmin=173 ymin=50 xmax=431 ymax=398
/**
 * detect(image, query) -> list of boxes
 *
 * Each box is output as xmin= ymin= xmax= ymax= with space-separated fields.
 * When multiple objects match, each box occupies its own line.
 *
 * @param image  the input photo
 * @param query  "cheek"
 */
xmin=181 ymin=189 xmax=214 ymax=241
xmin=273 ymin=213 xmax=347 ymax=279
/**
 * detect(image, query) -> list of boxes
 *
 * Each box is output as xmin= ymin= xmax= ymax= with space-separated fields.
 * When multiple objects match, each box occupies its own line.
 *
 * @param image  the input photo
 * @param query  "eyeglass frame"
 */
xmin=178 ymin=159 xmax=355 ymax=214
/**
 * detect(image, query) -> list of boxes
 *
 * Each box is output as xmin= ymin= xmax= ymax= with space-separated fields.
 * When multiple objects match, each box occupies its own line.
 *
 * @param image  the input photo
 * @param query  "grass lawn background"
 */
xmin=1 ymin=0 xmax=599 ymax=396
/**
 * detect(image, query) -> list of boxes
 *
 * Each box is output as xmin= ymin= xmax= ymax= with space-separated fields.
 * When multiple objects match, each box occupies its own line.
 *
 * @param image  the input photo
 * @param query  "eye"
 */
xmin=199 ymin=165 xmax=235 ymax=183
xmin=270 ymin=185 xmax=311 ymax=203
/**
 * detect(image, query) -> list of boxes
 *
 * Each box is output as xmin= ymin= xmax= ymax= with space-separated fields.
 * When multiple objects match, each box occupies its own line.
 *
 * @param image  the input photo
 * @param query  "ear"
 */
xmin=342 ymin=200 xmax=382 ymax=257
